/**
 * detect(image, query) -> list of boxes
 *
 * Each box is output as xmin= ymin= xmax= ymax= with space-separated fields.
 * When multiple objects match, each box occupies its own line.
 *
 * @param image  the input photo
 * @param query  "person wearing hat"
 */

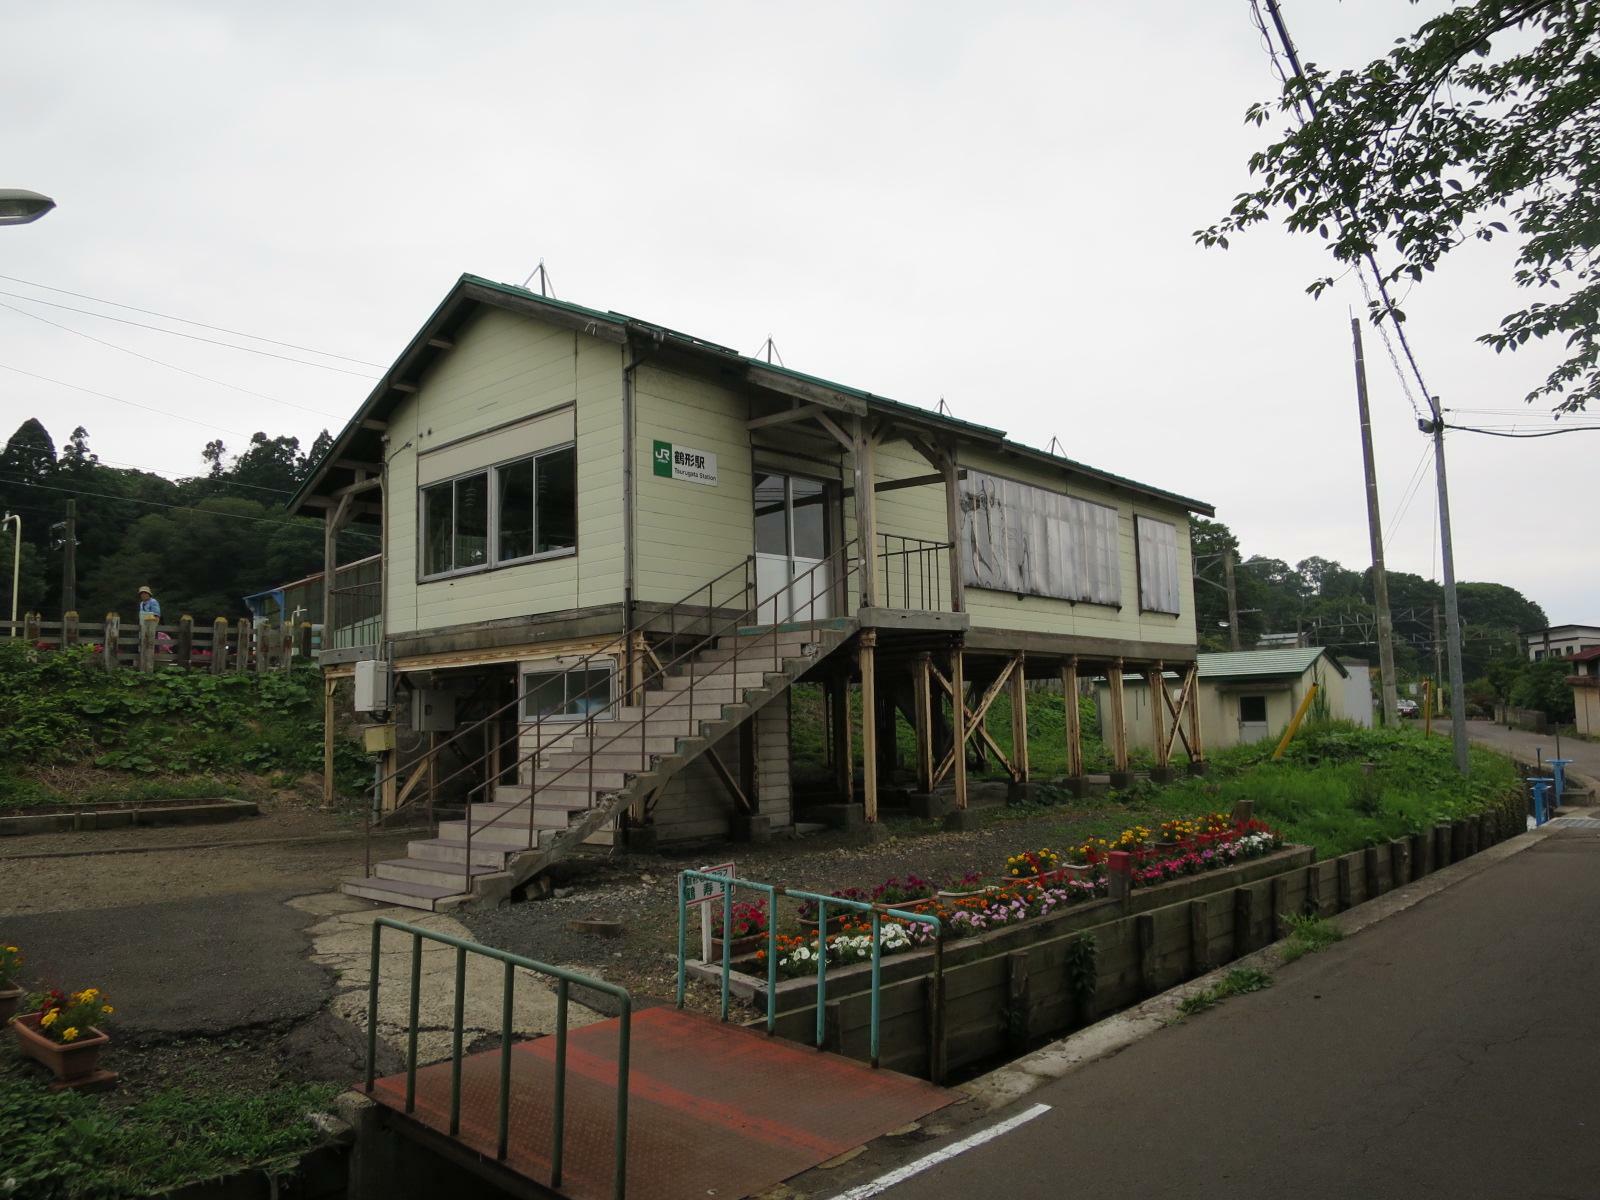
xmin=137 ymin=585 xmax=161 ymax=621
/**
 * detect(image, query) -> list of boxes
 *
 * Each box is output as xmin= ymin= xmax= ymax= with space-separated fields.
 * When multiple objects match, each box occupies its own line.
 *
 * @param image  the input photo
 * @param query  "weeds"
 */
xmin=1279 ymin=913 xmax=1344 ymax=964
xmin=1177 ymin=967 xmax=1273 ymax=1017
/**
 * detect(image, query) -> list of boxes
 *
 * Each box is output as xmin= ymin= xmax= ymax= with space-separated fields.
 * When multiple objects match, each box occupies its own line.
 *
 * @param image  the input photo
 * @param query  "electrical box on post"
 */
xmin=411 ymin=688 xmax=457 ymax=732
xmin=353 ymin=659 xmax=391 ymax=713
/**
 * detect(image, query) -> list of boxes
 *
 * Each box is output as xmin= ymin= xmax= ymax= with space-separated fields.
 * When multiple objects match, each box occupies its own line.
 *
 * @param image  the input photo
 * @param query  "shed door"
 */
xmin=754 ymin=472 xmax=831 ymax=622
xmin=1238 ymin=694 xmax=1269 ymax=743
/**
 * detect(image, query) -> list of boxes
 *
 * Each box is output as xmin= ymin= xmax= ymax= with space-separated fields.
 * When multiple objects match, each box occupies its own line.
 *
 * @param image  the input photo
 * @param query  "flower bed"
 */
xmin=1127 ymin=828 xmax=1282 ymax=887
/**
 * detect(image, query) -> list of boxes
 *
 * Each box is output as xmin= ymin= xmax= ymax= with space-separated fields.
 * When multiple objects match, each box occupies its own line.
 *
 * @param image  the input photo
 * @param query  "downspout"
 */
xmin=622 ymin=336 xmax=638 ymax=687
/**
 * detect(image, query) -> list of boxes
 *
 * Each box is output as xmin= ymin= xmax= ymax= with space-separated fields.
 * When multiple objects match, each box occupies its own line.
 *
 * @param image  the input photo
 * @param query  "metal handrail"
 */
xmin=457 ymin=545 xmax=859 ymax=890
xmin=364 ymin=917 xmax=633 ymax=1198
xmin=875 ymin=534 xmax=951 ymax=613
xmin=673 ymin=871 xmax=942 ymax=1069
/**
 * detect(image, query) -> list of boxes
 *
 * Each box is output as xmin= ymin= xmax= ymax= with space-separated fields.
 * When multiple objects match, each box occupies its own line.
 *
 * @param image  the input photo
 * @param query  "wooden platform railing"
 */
xmin=2 ymin=612 xmax=316 ymax=672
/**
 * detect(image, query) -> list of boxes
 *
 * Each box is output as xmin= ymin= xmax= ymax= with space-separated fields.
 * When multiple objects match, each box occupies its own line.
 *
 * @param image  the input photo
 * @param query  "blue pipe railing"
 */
xmin=364 ymin=917 xmax=633 ymax=1199
xmin=674 ymin=870 xmax=942 ymax=1068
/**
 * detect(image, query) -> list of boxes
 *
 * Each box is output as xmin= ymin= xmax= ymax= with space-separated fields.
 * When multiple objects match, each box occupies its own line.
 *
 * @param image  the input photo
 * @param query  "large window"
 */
xmin=521 ymin=660 xmax=614 ymax=722
xmin=1135 ymin=515 xmax=1181 ymax=614
xmin=420 ymin=444 xmax=576 ymax=579
xmin=959 ymin=470 xmax=1121 ymax=606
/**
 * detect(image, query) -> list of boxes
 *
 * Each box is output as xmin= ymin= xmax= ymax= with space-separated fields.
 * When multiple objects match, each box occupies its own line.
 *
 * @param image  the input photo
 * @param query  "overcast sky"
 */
xmin=3 ymin=1 xmax=1592 ymax=623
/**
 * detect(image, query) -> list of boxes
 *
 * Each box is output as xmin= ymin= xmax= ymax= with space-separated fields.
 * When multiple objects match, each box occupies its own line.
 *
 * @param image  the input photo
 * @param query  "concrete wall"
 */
xmin=384 ymin=308 xmax=624 ymax=635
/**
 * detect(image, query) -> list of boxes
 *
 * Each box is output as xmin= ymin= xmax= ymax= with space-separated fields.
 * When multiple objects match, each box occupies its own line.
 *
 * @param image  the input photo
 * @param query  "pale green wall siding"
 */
xmin=632 ymin=364 xmax=754 ymax=604
xmin=385 ymin=309 xmax=624 ymax=635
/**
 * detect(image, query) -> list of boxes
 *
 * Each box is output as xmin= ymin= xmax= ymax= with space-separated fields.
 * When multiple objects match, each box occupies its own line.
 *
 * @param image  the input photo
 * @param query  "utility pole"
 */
xmin=1223 ymin=549 xmax=1241 ymax=651
xmin=1351 ymin=319 xmax=1400 ymax=726
xmin=1432 ymin=602 xmax=1445 ymax=718
xmin=61 ymin=499 xmax=76 ymax=615
xmin=1263 ymin=0 xmax=1471 ymax=775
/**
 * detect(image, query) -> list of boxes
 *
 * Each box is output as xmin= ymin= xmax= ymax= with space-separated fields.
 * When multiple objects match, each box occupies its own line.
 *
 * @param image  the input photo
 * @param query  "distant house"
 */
xmin=1525 ymin=624 xmax=1600 ymax=662
xmin=1095 ymin=647 xmax=1366 ymax=752
xmin=1571 ymin=648 xmax=1600 ymax=736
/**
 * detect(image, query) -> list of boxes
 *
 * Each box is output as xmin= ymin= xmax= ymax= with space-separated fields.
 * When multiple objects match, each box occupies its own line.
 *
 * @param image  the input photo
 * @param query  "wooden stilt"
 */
xmin=1186 ymin=662 xmax=1205 ymax=764
xmin=1009 ymin=653 xmax=1029 ymax=783
xmin=951 ymin=642 xmax=968 ymax=809
xmin=1149 ymin=662 xmax=1169 ymax=772
xmin=914 ymin=653 xmax=934 ymax=793
xmin=323 ymin=676 xmax=337 ymax=807
xmin=830 ymin=672 xmax=853 ymax=804
xmin=381 ymin=748 xmax=398 ymax=813
xmin=1108 ymin=659 xmax=1129 ymax=774
xmin=859 ymin=630 xmax=879 ymax=822
xmin=1062 ymin=657 xmax=1083 ymax=779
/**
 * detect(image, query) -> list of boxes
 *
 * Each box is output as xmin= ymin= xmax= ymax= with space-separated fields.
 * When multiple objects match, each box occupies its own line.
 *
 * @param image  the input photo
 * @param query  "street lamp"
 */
xmin=0 ymin=189 xmax=55 ymax=226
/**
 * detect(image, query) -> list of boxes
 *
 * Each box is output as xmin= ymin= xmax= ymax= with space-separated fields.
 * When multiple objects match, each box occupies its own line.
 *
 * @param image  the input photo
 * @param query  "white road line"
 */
xmin=828 ymin=1103 xmax=1053 ymax=1200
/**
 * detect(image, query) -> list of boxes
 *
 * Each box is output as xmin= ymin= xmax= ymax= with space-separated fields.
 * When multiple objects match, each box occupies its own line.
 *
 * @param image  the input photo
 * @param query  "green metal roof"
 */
xmin=1198 ymin=648 xmax=1348 ymax=681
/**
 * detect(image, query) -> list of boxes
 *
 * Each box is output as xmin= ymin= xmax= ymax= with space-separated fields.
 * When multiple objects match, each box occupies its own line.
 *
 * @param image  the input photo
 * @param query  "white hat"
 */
xmin=138 ymin=585 xmax=152 ymax=595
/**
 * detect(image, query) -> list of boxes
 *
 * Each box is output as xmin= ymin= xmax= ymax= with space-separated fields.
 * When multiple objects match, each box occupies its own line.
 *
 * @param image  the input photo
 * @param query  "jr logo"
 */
xmin=652 ymin=440 xmax=673 ymax=478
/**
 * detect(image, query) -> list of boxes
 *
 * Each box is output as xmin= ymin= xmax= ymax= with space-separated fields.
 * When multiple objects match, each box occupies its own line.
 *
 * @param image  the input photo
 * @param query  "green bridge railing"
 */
xmin=364 ymin=917 xmax=633 ymax=1199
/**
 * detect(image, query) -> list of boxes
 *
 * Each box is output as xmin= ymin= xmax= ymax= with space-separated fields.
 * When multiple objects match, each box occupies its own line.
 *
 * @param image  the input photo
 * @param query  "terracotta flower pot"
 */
xmin=12 ymin=1012 xmax=110 ymax=1086
xmin=709 ymin=931 xmax=767 ymax=961
xmin=0 ymin=984 xmax=22 ymax=1024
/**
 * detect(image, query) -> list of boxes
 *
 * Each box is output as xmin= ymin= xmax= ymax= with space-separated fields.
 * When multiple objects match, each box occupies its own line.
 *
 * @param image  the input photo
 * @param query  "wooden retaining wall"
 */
xmin=757 ymin=794 xmax=1524 ymax=1081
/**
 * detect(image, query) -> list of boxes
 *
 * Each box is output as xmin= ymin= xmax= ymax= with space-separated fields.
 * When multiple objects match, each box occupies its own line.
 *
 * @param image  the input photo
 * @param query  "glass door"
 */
xmin=753 ymin=471 xmax=832 ymax=622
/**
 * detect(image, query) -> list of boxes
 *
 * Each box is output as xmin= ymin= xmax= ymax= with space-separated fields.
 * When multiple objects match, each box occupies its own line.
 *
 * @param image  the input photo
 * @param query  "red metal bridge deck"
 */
xmin=368 ymin=1006 xmax=953 ymax=1200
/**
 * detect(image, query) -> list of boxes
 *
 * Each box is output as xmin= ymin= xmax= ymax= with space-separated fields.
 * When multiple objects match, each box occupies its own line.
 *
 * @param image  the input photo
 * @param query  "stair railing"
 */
xmin=361 ymin=555 xmax=757 ymax=876
xmin=456 ymin=544 xmax=862 ymax=894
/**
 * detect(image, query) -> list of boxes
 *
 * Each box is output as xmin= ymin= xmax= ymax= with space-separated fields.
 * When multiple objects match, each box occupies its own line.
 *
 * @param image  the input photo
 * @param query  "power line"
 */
xmin=0 ymin=287 xmax=381 ymax=377
xmin=0 ymin=362 xmax=256 ymax=437
xmin=0 ymin=274 xmax=385 ymax=368
xmin=0 ymin=302 xmax=348 ymax=420
xmin=1445 ymin=422 xmax=1600 ymax=438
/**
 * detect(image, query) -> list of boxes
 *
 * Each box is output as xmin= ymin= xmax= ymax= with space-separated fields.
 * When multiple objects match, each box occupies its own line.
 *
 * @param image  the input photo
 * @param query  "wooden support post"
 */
xmin=211 ymin=617 xmax=229 ymax=673
xmin=1061 ymin=658 xmax=1084 ymax=782
xmin=950 ymin=642 xmax=968 ymax=809
xmin=176 ymin=615 xmax=193 ymax=669
xmin=1270 ymin=876 xmax=1288 ymax=940
xmin=24 ymin=612 xmax=40 ymax=643
xmin=427 ymin=731 xmax=439 ymax=819
xmin=102 ymin=614 xmax=119 ymax=670
xmin=1364 ymin=845 xmax=1383 ymax=898
xmin=1008 ymin=653 xmax=1029 ymax=783
xmin=1107 ymin=659 xmax=1129 ymax=776
xmin=939 ymin=446 xmax=964 ymax=613
xmin=1148 ymin=663 xmax=1168 ymax=773
xmin=859 ymin=630 xmax=879 ymax=822
xmin=137 ymin=615 xmax=156 ymax=673
xmin=323 ymin=677 xmax=337 ymax=807
xmin=1232 ymin=887 xmax=1254 ymax=955
xmin=298 ymin=620 xmax=313 ymax=661
xmin=1336 ymin=856 xmax=1354 ymax=910
xmin=62 ymin=612 xmax=79 ymax=647
xmin=235 ymin=618 xmax=251 ymax=673
xmin=254 ymin=620 xmax=270 ymax=676
xmin=1185 ymin=662 xmax=1205 ymax=766
xmin=1305 ymin=865 xmax=1322 ymax=915
xmin=829 ymin=673 xmax=853 ymax=804
xmin=852 ymin=416 xmax=878 ymax=609
xmin=1136 ymin=913 xmax=1157 ymax=997
xmin=1006 ymin=951 xmax=1031 ymax=1052
xmin=913 ymin=653 xmax=934 ymax=794
xmin=381 ymin=747 xmax=398 ymax=813
xmin=1189 ymin=899 xmax=1211 ymax=974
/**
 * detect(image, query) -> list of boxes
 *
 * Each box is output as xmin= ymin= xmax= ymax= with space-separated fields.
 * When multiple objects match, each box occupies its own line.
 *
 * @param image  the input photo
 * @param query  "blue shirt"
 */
xmin=139 ymin=597 xmax=160 ymax=619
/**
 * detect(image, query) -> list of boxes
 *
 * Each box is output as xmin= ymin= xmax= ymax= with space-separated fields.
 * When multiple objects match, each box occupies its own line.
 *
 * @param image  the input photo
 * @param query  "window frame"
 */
xmin=417 ymin=441 xmax=578 ymax=582
xmin=518 ymin=656 xmax=617 ymax=724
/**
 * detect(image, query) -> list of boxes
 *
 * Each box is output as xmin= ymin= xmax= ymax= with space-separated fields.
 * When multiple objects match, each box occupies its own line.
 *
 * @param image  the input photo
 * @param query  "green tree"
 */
xmin=1509 ymin=657 xmax=1577 ymax=722
xmin=1200 ymin=1 xmax=1600 ymax=414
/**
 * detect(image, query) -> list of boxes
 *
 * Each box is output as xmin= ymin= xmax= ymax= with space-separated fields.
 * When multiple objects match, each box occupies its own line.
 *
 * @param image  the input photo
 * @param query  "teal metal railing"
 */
xmin=674 ymin=870 xmax=942 ymax=1068
xmin=364 ymin=917 xmax=633 ymax=1199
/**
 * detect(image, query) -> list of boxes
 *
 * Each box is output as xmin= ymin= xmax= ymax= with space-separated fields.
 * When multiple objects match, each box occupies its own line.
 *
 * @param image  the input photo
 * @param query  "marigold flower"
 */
xmin=61 ymin=1027 xmax=78 ymax=1042
xmin=40 ymin=1011 xmax=56 ymax=1027
xmin=102 ymin=1005 xmax=114 ymax=1015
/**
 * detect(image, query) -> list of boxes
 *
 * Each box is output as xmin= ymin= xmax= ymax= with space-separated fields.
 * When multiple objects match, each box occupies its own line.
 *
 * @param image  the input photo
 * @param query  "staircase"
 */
xmin=342 ymin=621 xmax=854 ymax=911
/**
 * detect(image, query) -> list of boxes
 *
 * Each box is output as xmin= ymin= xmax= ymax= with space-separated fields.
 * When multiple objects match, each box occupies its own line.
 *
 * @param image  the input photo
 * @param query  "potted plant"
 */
xmin=709 ymin=900 xmax=768 ymax=961
xmin=0 ymin=944 xmax=23 ymax=1022
xmin=1004 ymin=848 xmax=1063 ymax=885
xmin=937 ymin=871 xmax=988 ymax=900
xmin=796 ymin=887 xmax=869 ymax=932
xmin=12 ymin=986 xmax=114 ymax=1088
xmin=871 ymin=875 xmax=936 ymax=911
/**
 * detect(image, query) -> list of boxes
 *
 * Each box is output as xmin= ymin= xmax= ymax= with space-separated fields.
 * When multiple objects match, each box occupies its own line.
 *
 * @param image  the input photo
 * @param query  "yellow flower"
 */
xmin=40 ymin=1010 xmax=57 ymax=1027
xmin=61 ymin=1027 xmax=79 ymax=1042
xmin=101 ymin=1005 xmax=113 ymax=1015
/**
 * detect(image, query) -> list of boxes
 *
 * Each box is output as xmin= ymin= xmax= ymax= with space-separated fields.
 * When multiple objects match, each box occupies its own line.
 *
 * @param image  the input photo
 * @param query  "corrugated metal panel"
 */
xmin=1135 ymin=515 xmax=1180 ymax=614
xmin=1199 ymin=648 xmax=1345 ymax=680
xmin=959 ymin=470 xmax=1121 ymax=606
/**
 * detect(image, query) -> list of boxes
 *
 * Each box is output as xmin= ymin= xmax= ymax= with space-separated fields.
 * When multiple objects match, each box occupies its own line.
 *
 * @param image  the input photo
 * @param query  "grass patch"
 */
xmin=1177 ymin=967 xmax=1273 ymax=1017
xmin=1279 ymin=913 xmax=1344 ymax=964
xmin=0 ymin=1074 xmax=339 ymax=1199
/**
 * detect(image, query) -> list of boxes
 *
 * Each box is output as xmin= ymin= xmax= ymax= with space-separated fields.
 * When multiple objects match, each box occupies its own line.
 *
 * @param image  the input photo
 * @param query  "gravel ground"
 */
xmin=462 ymin=796 xmax=1161 ymax=1015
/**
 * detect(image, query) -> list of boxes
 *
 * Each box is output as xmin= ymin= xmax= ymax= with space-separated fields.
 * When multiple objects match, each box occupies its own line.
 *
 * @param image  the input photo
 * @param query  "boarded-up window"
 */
xmin=959 ymin=471 xmax=1121 ymax=606
xmin=1135 ymin=515 xmax=1181 ymax=614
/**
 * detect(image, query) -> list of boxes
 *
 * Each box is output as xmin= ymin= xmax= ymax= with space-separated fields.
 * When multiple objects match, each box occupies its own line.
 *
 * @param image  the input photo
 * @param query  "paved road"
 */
xmin=872 ymin=830 xmax=1600 ymax=1200
xmin=1465 ymin=718 xmax=1600 ymax=787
